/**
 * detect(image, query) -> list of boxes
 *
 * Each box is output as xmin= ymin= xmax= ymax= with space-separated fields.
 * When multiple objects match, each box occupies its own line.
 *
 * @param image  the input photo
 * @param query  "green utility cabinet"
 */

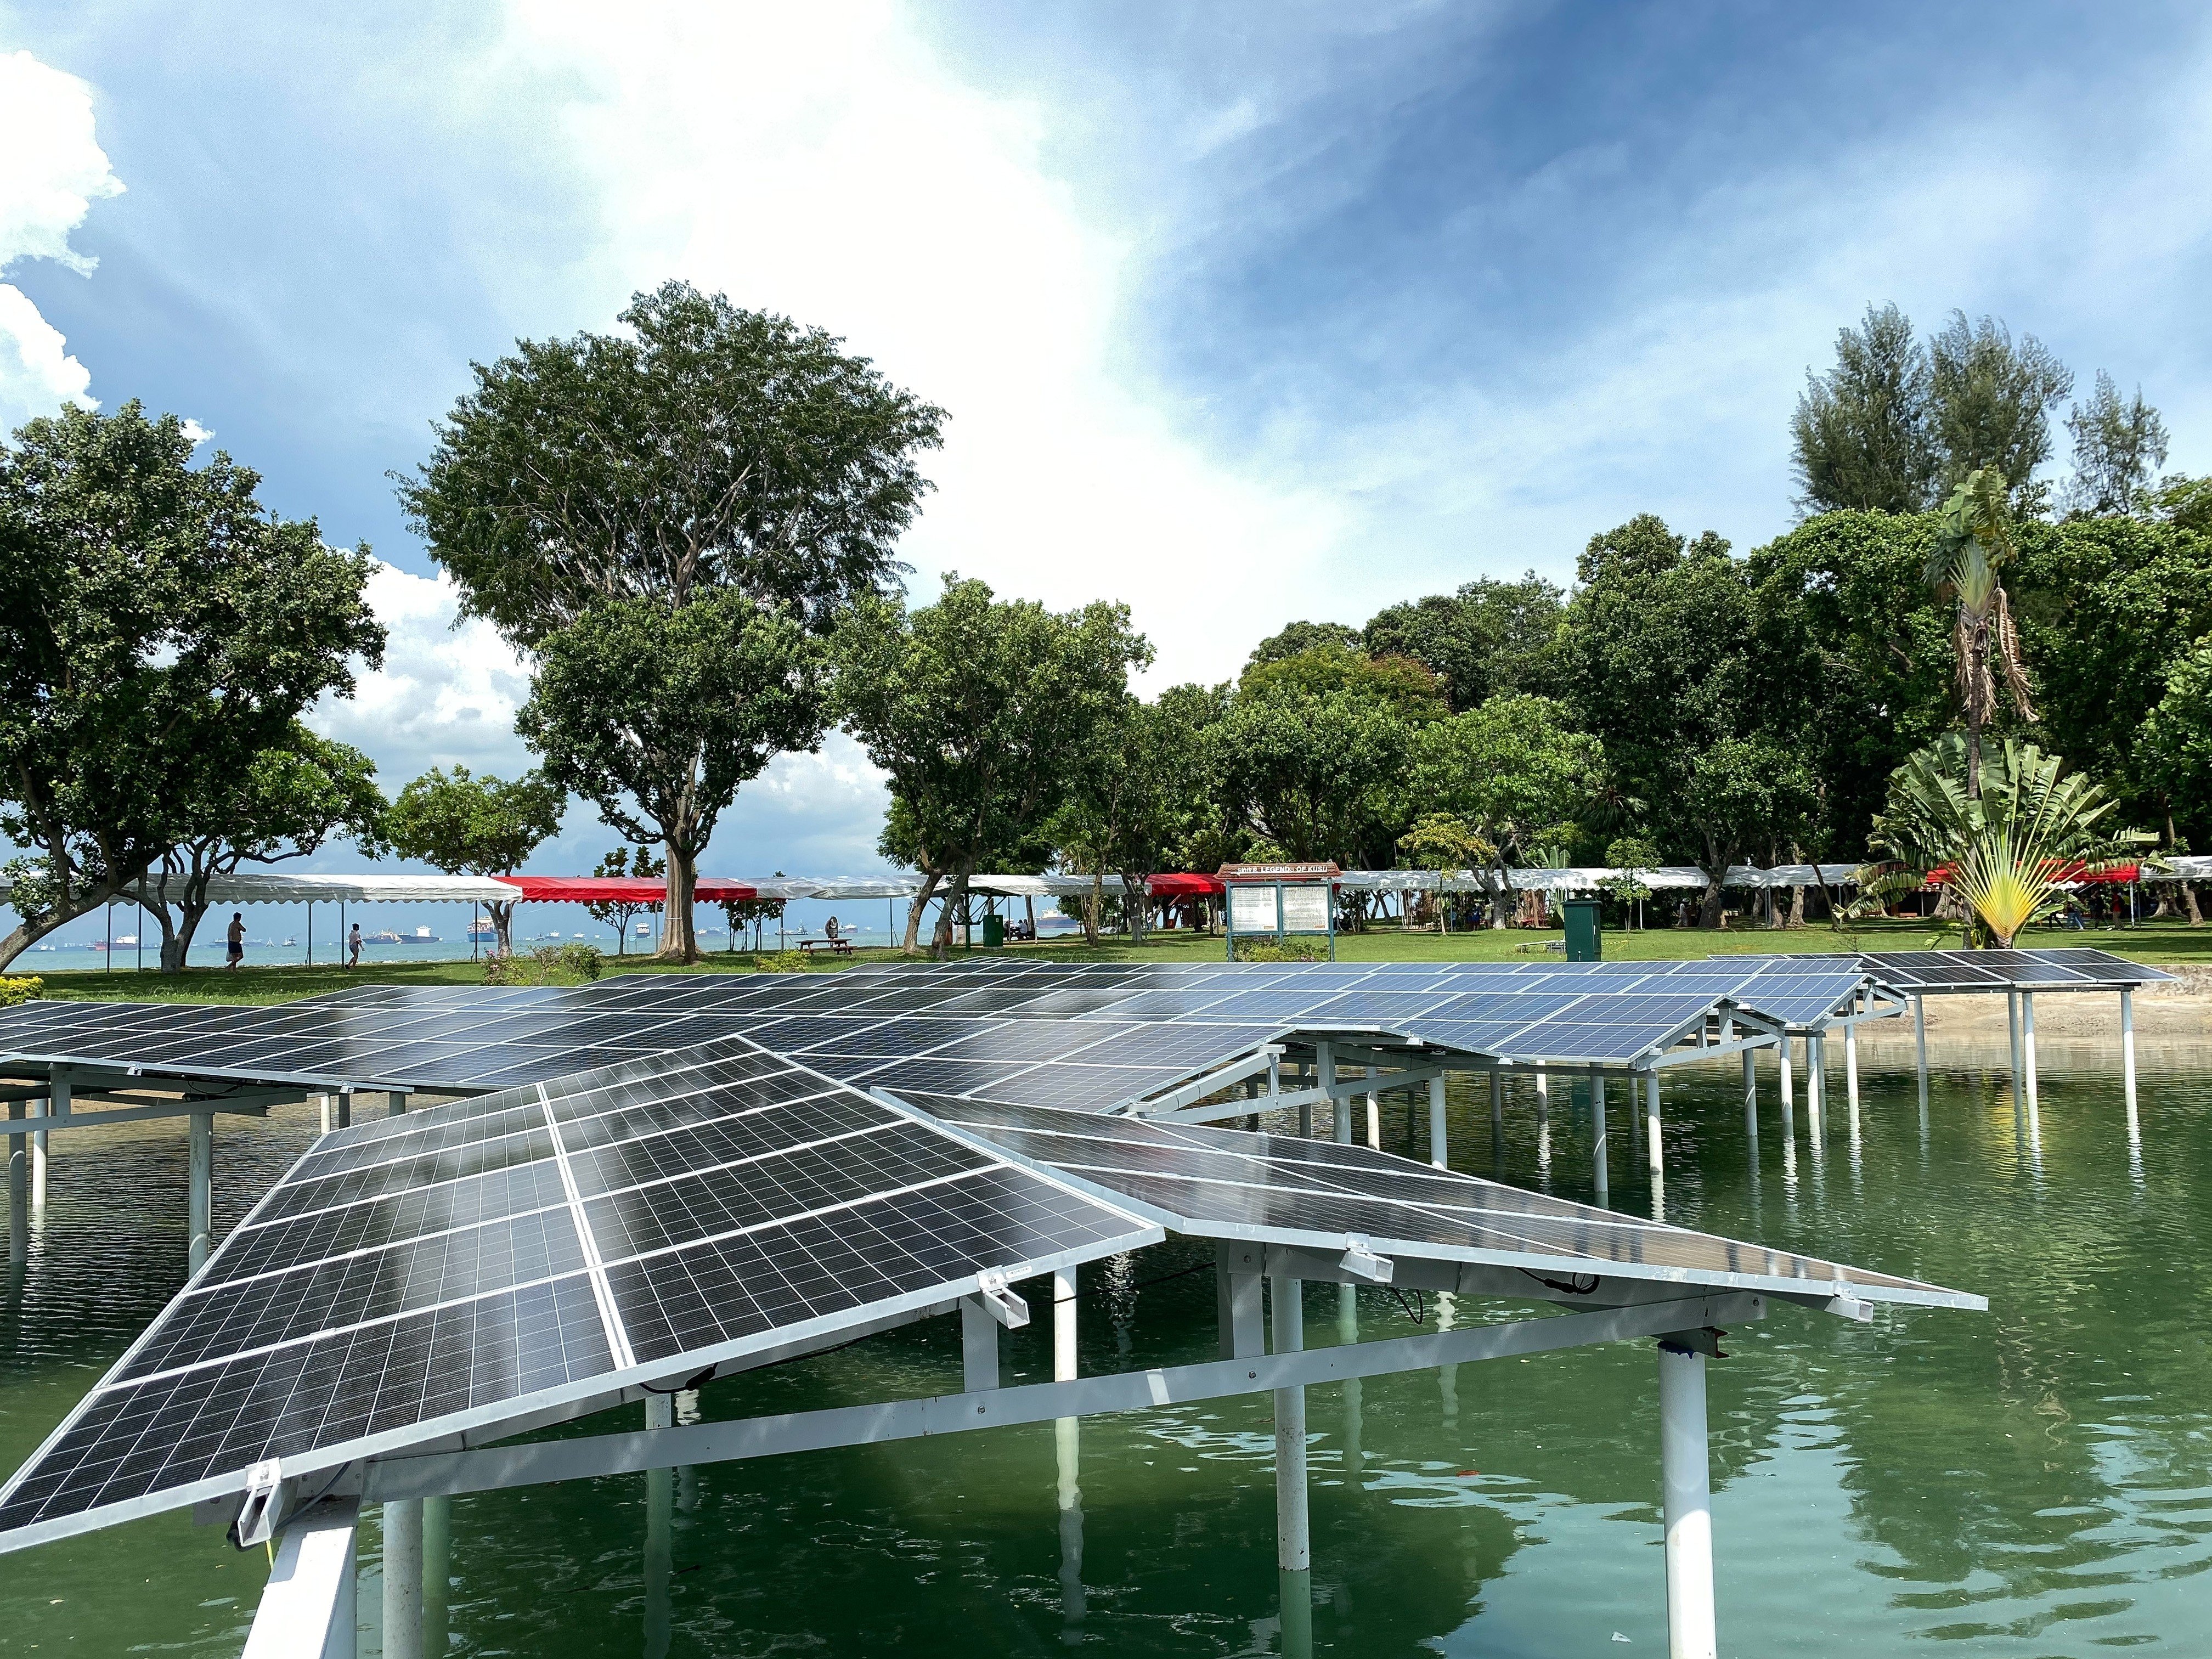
xmin=1563 ymin=896 xmax=1602 ymax=961
xmin=981 ymin=913 xmax=1006 ymax=948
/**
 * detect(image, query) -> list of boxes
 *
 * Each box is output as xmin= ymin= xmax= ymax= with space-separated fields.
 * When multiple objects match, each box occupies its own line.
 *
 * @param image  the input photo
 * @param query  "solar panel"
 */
xmin=900 ymin=1094 xmax=1980 ymax=1309
xmin=0 ymin=1037 xmax=1159 ymax=1551
xmin=1792 ymin=946 xmax=2172 ymax=992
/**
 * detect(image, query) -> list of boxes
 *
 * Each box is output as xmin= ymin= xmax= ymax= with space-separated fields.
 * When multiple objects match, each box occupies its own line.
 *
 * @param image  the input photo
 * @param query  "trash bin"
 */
xmin=982 ymin=913 xmax=1006 ymax=948
xmin=1562 ymin=896 xmax=1602 ymax=962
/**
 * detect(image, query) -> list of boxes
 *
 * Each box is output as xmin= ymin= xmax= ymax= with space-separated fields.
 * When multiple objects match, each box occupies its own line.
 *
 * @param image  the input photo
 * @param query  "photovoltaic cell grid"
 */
xmin=896 ymin=1093 xmax=1981 ymax=1310
xmin=1805 ymin=946 xmax=2174 ymax=994
xmin=0 ymin=1037 xmax=1158 ymax=1549
xmin=0 ymin=959 xmax=1875 ymax=1120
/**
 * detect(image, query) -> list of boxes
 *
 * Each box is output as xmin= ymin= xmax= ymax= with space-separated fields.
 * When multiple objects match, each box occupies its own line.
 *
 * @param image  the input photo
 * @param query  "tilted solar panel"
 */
xmin=0 ymin=1037 xmax=1159 ymax=1553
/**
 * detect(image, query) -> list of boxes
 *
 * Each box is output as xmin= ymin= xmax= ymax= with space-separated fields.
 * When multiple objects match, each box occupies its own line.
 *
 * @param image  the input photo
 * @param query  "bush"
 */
xmin=483 ymin=943 xmax=604 ymax=986
xmin=1233 ymin=938 xmax=1327 ymax=963
xmin=752 ymin=950 xmax=814 ymax=974
xmin=0 ymin=975 xmax=44 ymax=1007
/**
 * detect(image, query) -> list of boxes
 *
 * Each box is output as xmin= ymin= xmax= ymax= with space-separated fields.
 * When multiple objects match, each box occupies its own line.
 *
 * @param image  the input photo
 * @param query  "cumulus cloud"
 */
xmin=0 ymin=49 xmax=124 ymax=430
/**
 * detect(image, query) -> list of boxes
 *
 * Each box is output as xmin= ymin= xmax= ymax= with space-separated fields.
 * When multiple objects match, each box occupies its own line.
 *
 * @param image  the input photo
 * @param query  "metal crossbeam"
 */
xmin=0 ymin=1099 xmax=276 ymax=1134
xmin=360 ymin=1292 xmax=1762 ymax=1505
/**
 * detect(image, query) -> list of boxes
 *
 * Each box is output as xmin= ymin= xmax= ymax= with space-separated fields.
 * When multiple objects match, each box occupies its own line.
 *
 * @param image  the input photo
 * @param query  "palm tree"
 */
xmin=1924 ymin=469 xmax=2036 ymax=797
xmin=1859 ymin=734 xmax=2154 ymax=946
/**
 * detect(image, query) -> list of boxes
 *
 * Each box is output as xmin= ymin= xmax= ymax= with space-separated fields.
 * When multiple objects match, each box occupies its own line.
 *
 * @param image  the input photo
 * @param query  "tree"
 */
xmin=396 ymin=281 xmax=945 ymax=650
xmin=1925 ymin=470 xmax=2036 ymax=797
xmin=1395 ymin=812 xmax=1493 ymax=932
xmin=1407 ymin=695 xmax=1603 ymax=926
xmin=1211 ymin=681 xmax=1416 ymax=871
xmin=1056 ymin=693 xmax=1211 ymax=946
xmin=1238 ymin=642 xmax=1448 ymax=722
xmin=386 ymin=765 xmax=567 ymax=955
xmin=128 ymin=727 xmax=387 ymax=973
xmin=1791 ymin=302 xmax=1938 ymax=515
xmin=518 ymin=592 xmax=828 ymax=961
xmin=837 ymin=576 xmax=1149 ymax=957
xmin=1927 ymin=311 xmax=2072 ymax=496
xmin=2139 ymin=638 xmax=2212 ymax=921
xmin=1863 ymin=735 xmax=2152 ymax=946
xmin=0 ymin=402 xmax=385 ymax=969
xmin=2064 ymin=371 xmax=2169 ymax=518
xmin=1604 ymin=833 xmax=1662 ymax=930
xmin=1360 ymin=573 xmax=1564 ymax=711
xmin=583 ymin=845 xmax=664 ymax=955
xmin=1246 ymin=620 xmax=1362 ymax=668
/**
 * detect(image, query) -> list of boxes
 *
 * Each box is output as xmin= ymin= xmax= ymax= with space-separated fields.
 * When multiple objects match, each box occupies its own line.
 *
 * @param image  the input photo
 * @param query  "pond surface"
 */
xmin=0 ymin=1032 xmax=2206 ymax=1656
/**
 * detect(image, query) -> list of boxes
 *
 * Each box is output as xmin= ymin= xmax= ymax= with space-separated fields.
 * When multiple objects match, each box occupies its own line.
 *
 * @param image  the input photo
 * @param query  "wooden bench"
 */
xmin=798 ymin=937 xmax=855 ymax=956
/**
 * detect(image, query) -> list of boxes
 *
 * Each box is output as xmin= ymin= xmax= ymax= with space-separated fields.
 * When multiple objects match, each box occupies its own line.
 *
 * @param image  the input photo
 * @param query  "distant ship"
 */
xmin=412 ymin=927 xmax=438 ymax=941
xmin=467 ymin=922 xmax=499 ymax=942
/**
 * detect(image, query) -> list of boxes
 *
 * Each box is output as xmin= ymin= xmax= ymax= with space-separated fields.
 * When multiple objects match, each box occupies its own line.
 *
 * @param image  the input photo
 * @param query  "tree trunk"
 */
xmin=1697 ymin=841 xmax=1736 ymax=929
xmin=489 ymin=900 xmax=518 ymax=957
xmin=2185 ymin=881 xmax=2204 ymax=925
xmin=657 ymin=841 xmax=698 ymax=963
xmin=1084 ymin=868 xmax=1103 ymax=948
xmin=936 ymin=862 xmax=974 ymax=961
xmin=1124 ymin=872 xmax=1149 ymax=945
xmin=1489 ymin=862 xmax=1511 ymax=929
xmin=0 ymin=874 xmax=143 ymax=973
xmin=902 ymin=871 xmax=941 ymax=953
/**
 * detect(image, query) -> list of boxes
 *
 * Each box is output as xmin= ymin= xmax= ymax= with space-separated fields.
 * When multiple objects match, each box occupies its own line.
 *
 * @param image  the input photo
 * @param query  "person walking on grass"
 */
xmin=347 ymin=923 xmax=363 ymax=969
xmin=225 ymin=913 xmax=245 ymax=970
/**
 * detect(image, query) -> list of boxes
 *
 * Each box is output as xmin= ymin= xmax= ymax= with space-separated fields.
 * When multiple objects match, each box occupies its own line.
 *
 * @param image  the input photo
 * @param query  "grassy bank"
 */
xmin=15 ymin=916 xmax=2208 ymax=1006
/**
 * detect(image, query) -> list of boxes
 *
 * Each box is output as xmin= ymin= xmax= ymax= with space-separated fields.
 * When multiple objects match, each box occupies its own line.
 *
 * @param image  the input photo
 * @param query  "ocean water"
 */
xmin=0 ymin=1031 xmax=2205 ymax=1655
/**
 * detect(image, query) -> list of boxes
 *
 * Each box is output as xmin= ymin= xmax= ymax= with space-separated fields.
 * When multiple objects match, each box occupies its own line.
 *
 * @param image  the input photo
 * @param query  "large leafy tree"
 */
xmin=397 ymin=281 xmax=945 ymax=647
xmin=1556 ymin=515 xmax=1810 ymax=924
xmin=386 ymin=765 xmax=567 ymax=955
xmin=1210 ymin=671 xmax=1419 ymax=871
xmin=1926 ymin=310 xmax=2072 ymax=496
xmin=1791 ymin=302 xmax=1939 ymax=515
xmin=837 ymin=576 xmax=1148 ymax=957
xmin=1359 ymin=573 xmax=1564 ymax=711
xmin=519 ymin=593 xmax=828 ymax=961
xmin=2063 ymin=371 xmax=2169 ymax=519
xmin=0 ymin=403 xmax=384 ymax=968
xmin=1406 ymin=694 xmax=1601 ymax=926
xmin=1054 ymin=692 xmax=1214 ymax=945
xmin=129 ymin=727 xmax=387 ymax=973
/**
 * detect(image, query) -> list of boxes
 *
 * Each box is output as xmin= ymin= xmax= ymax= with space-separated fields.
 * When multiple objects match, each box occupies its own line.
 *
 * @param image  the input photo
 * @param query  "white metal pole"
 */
xmin=1914 ymin=995 xmax=1929 ymax=1119
xmin=960 ymin=1299 xmax=1000 ymax=1391
xmin=1740 ymin=1049 xmax=1757 ymax=1138
xmin=1805 ymin=1034 xmax=1825 ymax=1149
xmin=1054 ymin=1261 xmax=1084 ymax=1622
xmin=2120 ymin=989 xmax=2137 ymax=1119
xmin=1429 ymin=1074 xmax=1448 ymax=1169
xmin=1365 ymin=1071 xmax=1380 ymax=1150
xmin=1591 ymin=1072 xmax=1609 ymax=1208
xmin=1319 ymin=1043 xmax=1347 ymax=1145
xmin=2021 ymin=992 xmax=2038 ymax=1113
xmin=318 ymin=1093 xmax=332 ymax=1137
xmin=1338 ymin=1284 xmax=1362 ymax=1483
xmin=1271 ymin=1276 xmax=1308 ymax=1570
xmin=240 ymin=1498 xmax=358 ymax=1659
xmin=1658 ymin=1342 xmax=1718 ymax=1659
xmin=2007 ymin=991 xmax=2023 ymax=1110
xmin=1844 ymin=1022 xmax=1860 ymax=1140
xmin=1645 ymin=1071 xmax=1663 ymax=1173
xmin=644 ymin=1392 xmax=673 ymax=1657
xmin=1534 ymin=1069 xmax=1549 ymax=1120
xmin=7 ymin=1101 xmax=24 ymax=1268
xmin=1778 ymin=1038 xmax=1795 ymax=1136
xmin=1489 ymin=1070 xmax=1504 ymax=1137
xmin=188 ymin=1112 xmax=213 ymax=1273
xmin=421 ymin=1496 xmax=450 ymax=1658
xmin=33 ymin=1070 xmax=59 ymax=1205
xmin=382 ymin=1498 xmax=424 ymax=1659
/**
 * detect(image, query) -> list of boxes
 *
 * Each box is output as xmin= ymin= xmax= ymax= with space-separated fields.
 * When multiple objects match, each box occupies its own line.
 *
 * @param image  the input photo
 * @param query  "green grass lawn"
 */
xmin=13 ymin=915 xmax=2205 ymax=1006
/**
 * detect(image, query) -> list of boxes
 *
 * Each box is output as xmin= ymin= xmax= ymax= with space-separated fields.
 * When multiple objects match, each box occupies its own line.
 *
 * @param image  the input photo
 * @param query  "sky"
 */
xmin=5 ymin=0 xmax=2211 ymax=935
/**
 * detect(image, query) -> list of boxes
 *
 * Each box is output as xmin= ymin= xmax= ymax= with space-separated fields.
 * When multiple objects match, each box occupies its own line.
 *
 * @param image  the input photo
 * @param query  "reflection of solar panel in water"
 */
xmin=0 ymin=1039 xmax=1156 ymax=1550
xmin=902 ymin=1094 xmax=1980 ymax=1308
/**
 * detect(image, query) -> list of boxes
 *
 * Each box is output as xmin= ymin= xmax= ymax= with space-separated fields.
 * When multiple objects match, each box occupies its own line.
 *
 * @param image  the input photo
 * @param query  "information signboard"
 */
xmin=1218 ymin=862 xmax=1339 ymax=961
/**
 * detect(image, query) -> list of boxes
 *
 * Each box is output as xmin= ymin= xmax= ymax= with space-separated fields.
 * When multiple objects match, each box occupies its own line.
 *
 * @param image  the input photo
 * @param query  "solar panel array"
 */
xmin=0 ymin=1037 xmax=1158 ymax=1549
xmin=1819 ymin=946 xmax=2174 ymax=993
xmin=906 ymin=1092 xmax=1978 ymax=1308
xmin=0 ymin=958 xmax=1875 ymax=1121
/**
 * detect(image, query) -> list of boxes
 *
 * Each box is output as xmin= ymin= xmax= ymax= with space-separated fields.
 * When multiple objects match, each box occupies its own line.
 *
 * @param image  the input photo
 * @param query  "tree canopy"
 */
xmin=385 ymin=765 xmax=567 ymax=955
xmin=397 ymin=281 xmax=945 ymax=648
xmin=0 ymin=402 xmax=384 ymax=969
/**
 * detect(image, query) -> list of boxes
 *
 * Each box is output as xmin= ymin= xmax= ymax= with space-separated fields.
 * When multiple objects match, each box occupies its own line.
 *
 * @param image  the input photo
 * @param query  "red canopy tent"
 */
xmin=493 ymin=876 xmax=760 ymax=904
xmin=1145 ymin=873 xmax=1226 ymax=898
xmin=1924 ymin=862 xmax=2140 ymax=887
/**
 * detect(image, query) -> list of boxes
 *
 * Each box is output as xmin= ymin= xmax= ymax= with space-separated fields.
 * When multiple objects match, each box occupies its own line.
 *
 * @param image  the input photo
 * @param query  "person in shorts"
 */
xmin=225 ymin=913 xmax=245 ymax=969
xmin=347 ymin=923 xmax=364 ymax=968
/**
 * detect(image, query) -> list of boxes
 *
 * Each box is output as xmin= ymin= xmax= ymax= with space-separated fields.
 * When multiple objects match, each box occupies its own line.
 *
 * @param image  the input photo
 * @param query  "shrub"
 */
xmin=0 ymin=975 xmax=44 ymax=1008
xmin=1233 ymin=939 xmax=1327 ymax=963
xmin=752 ymin=950 xmax=814 ymax=974
xmin=483 ymin=943 xmax=604 ymax=986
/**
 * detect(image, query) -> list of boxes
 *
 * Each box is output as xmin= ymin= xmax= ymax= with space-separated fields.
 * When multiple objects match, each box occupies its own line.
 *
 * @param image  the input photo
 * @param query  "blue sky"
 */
xmin=5 ymin=1 xmax=2211 ymax=933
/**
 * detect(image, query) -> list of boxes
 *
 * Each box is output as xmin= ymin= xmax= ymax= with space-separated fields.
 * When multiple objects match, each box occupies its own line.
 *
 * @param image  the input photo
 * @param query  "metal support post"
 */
xmin=1365 ymin=1071 xmax=1381 ymax=1150
xmin=1488 ymin=1070 xmax=1504 ymax=1138
xmin=1778 ymin=1037 xmax=1795 ymax=1135
xmin=1658 ymin=1340 xmax=1717 ymax=1659
xmin=7 ymin=1101 xmax=24 ymax=1268
xmin=1338 ymin=1283 xmax=1363 ymax=1483
xmin=421 ymin=1497 xmax=450 ymax=1659
xmin=2021 ymin=993 xmax=2038 ymax=1113
xmin=337 ymin=1090 xmax=353 ymax=1130
xmin=1534 ymin=1069 xmax=1549 ymax=1119
xmin=1317 ymin=1043 xmax=1347 ymax=1145
xmin=1913 ymin=996 xmax=1929 ymax=1120
xmin=382 ymin=1497 xmax=424 ymax=1659
xmin=1805 ymin=1034 xmax=1825 ymax=1149
xmin=1055 ymin=1268 xmax=1079 ymax=1381
xmin=318 ymin=1093 xmax=332 ymax=1137
xmin=241 ymin=1497 xmax=359 ymax=1659
xmin=961 ymin=1298 xmax=1001 ymax=1392
xmin=2007 ymin=991 xmax=2024 ymax=1110
xmin=2120 ymin=989 xmax=2137 ymax=1120
xmin=1645 ymin=1071 xmax=1663 ymax=1174
xmin=388 ymin=1091 xmax=408 ymax=1119
xmin=188 ymin=1111 xmax=213 ymax=1273
xmin=35 ymin=1070 xmax=61 ymax=1206
xmin=1217 ymin=1248 xmax=1265 ymax=1359
xmin=1271 ymin=1276 xmax=1312 ymax=1656
xmin=1053 ymin=1266 xmax=1084 ymax=1632
xmin=1590 ymin=1071 xmax=1609 ymax=1208
xmin=1844 ymin=1022 xmax=1861 ymax=1140
xmin=644 ymin=1391 xmax=673 ymax=1658
xmin=1741 ymin=1049 xmax=1757 ymax=1139
xmin=1428 ymin=1074 xmax=1448 ymax=1169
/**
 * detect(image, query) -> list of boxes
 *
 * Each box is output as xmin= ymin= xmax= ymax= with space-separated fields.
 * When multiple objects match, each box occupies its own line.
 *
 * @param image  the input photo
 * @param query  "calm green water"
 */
xmin=1 ymin=1034 xmax=2208 ymax=1656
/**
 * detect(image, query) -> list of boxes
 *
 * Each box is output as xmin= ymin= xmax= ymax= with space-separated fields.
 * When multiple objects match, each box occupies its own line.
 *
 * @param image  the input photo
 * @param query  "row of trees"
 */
xmin=6 ymin=286 xmax=2204 ymax=969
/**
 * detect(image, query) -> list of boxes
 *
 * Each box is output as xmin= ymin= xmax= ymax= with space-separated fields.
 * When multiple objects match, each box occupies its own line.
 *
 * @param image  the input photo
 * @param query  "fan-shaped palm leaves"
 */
xmin=1924 ymin=469 xmax=2036 ymax=797
xmin=1859 ymin=733 xmax=2155 ymax=946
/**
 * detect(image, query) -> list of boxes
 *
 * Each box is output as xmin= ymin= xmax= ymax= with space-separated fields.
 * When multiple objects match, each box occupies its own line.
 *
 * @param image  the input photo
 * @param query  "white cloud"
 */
xmin=179 ymin=417 xmax=213 ymax=445
xmin=309 ymin=559 xmax=536 ymax=785
xmin=0 ymin=49 xmax=124 ymax=430
xmin=503 ymin=1 xmax=1347 ymax=689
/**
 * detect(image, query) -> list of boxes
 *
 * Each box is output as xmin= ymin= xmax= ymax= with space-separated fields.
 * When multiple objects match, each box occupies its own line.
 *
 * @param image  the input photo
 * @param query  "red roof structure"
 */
xmin=493 ymin=876 xmax=760 ymax=904
xmin=1145 ymin=873 xmax=1225 ymax=898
